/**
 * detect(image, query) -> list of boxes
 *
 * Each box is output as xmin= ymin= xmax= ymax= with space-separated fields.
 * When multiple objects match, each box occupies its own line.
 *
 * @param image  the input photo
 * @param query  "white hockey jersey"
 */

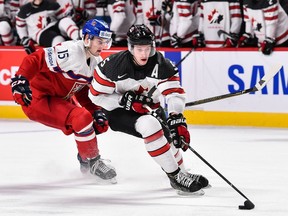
xmin=170 ymin=0 xmax=200 ymax=44
xmin=107 ymin=0 xmax=136 ymax=42
xmin=243 ymin=0 xmax=288 ymax=45
xmin=198 ymin=0 xmax=242 ymax=47
xmin=136 ymin=0 xmax=170 ymax=45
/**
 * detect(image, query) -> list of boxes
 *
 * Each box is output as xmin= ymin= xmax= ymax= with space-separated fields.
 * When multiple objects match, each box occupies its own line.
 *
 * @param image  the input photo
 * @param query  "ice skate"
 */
xmin=77 ymin=154 xmax=117 ymax=184
xmin=88 ymin=155 xmax=117 ymax=184
xmin=167 ymin=168 xmax=204 ymax=196
xmin=184 ymin=172 xmax=211 ymax=189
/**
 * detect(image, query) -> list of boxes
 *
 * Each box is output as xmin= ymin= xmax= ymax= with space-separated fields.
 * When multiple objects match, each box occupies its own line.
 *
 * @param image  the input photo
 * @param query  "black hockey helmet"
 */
xmin=127 ymin=24 xmax=156 ymax=57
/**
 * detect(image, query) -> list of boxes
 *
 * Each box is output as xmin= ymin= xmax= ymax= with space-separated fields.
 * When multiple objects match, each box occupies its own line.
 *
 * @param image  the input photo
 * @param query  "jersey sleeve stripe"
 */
xmin=162 ymin=88 xmax=185 ymax=96
xmin=93 ymin=70 xmax=116 ymax=88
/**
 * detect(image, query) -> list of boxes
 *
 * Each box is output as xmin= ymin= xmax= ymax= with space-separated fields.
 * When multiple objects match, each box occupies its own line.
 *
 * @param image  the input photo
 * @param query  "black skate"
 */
xmin=167 ymin=168 xmax=204 ymax=196
xmin=89 ymin=155 xmax=117 ymax=183
xmin=184 ymin=172 xmax=211 ymax=189
xmin=77 ymin=154 xmax=117 ymax=184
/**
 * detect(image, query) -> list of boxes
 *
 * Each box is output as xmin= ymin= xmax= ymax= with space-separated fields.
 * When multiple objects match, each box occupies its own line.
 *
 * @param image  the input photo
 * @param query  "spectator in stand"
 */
xmin=16 ymin=0 xmax=80 ymax=54
xmin=107 ymin=0 xmax=137 ymax=47
xmin=0 ymin=0 xmax=16 ymax=46
xmin=135 ymin=0 xmax=171 ymax=47
xmin=239 ymin=0 xmax=288 ymax=55
xmin=169 ymin=0 xmax=200 ymax=48
xmin=193 ymin=0 xmax=242 ymax=48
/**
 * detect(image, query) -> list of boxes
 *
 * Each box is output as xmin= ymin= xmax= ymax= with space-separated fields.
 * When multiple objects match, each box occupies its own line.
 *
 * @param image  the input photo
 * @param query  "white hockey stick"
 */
xmin=185 ymin=63 xmax=282 ymax=107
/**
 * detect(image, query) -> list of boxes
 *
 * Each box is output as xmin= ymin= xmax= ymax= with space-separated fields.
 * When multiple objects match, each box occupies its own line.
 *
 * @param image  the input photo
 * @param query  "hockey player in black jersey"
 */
xmin=89 ymin=24 xmax=210 ymax=195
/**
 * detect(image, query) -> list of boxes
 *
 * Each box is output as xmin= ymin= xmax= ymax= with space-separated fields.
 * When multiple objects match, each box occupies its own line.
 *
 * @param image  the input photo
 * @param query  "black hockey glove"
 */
xmin=162 ymin=0 xmax=173 ymax=15
xmin=223 ymin=33 xmax=239 ymax=47
xmin=171 ymin=34 xmax=182 ymax=48
xmin=93 ymin=110 xmax=109 ymax=134
xmin=72 ymin=8 xmax=89 ymax=26
xmin=148 ymin=11 xmax=162 ymax=26
xmin=120 ymin=91 xmax=159 ymax=114
xmin=260 ymin=37 xmax=276 ymax=55
xmin=20 ymin=36 xmax=36 ymax=54
xmin=10 ymin=75 xmax=32 ymax=106
xmin=237 ymin=32 xmax=252 ymax=47
xmin=167 ymin=113 xmax=190 ymax=151
xmin=192 ymin=33 xmax=205 ymax=48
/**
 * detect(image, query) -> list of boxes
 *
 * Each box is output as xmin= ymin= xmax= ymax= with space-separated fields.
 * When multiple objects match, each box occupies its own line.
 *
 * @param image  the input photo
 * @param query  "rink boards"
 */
xmin=0 ymin=47 xmax=288 ymax=127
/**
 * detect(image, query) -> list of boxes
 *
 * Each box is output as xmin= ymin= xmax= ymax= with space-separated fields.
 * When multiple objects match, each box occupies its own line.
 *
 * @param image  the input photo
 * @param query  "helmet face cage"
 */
xmin=82 ymin=19 xmax=112 ymax=49
xmin=127 ymin=24 xmax=156 ymax=57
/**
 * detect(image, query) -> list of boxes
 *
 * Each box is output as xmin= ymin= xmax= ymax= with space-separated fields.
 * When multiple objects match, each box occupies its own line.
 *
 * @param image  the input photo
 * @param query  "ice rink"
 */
xmin=0 ymin=119 xmax=287 ymax=216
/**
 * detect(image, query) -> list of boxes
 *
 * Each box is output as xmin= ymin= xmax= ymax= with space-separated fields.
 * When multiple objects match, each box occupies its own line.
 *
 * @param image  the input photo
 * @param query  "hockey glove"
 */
xmin=260 ymin=37 xmax=276 ymax=55
xmin=148 ymin=11 xmax=162 ymax=26
xmin=93 ymin=110 xmax=109 ymax=134
xmin=171 ymin=34 xmax=182 ymax=48
xmin=120 ymin=91 xmax=159 ymax=114
xmin=20 ymin=36 xmax=36 ymax=54
xmin=72 ymin=8 xmax=89 ymax=26
xmin=192 ymin=33 xmax=205 ymax=48
xmin=10 ymin=75 xmax=32 ymax=106
xmin=162 ymin=0 xmax=173 ymax=15
xmin=223 ymin=33 xmax=239 ymax=47
xmin=237 ymin=32 xmax=252 ymax=47
xmin=167 ymin=113 xmax=190 ymax=151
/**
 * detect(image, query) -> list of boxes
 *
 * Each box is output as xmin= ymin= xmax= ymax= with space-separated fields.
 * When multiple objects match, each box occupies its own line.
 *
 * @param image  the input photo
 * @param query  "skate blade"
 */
xmin=176 ymin=189 xmax=205 ymax=196
xmin=93 ymin=176 xmax=118 ymax=185
xmin=203 ymin=184 xmax=212 ymax=189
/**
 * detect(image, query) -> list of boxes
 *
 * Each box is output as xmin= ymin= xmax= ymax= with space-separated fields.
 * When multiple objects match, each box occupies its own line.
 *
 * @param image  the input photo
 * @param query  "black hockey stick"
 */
xmin=143 ymin=104 xmax=255 ymax=210
xmin=185 ymin=63 xmax=282 ymax=107
xmin=175 ymin=48 xmax=194 ymax=67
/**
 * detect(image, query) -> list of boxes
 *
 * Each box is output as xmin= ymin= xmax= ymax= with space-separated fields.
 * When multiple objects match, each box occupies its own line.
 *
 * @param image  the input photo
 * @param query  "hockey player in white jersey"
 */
xmin=89 ymin=24 xmax=210 ymax=195
xmin=193 ymin=0 xmax=242 ymax=48
xmin=0 ymin=0 xmax=16 ymax=46
xmin=135 ymin=0 xmax=170 ymax=46
xmin=107 ymin=0 xmax=137 ymax=46
xmin=169 ymin=0 xmax=200 ymax=48
xmin=239 ymin=0 xmax=288 ymax=55
xmin=16 ymin=0 xmax=80 ymax=54
xmin=56 ymin=0 xmax=96 ymax=27
xmin=10 ymin=19 xmax=116 ymax=182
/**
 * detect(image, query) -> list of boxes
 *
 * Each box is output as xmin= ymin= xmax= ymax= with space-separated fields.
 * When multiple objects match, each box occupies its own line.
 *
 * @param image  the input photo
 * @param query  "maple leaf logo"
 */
xmin=208 ymin=9 xmax=223 ymax=24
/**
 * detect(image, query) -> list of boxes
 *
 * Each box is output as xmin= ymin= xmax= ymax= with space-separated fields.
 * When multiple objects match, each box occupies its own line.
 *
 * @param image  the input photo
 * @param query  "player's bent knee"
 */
xmin=69 ymin=107 xmax=94 ymax=133
xmin=135 ymin=115 xmax=162 ymax=138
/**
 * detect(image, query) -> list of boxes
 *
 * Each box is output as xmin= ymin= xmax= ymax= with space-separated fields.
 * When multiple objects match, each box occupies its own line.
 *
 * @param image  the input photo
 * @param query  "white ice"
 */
xmin=0 ymin=119 xmax=288 ymax=216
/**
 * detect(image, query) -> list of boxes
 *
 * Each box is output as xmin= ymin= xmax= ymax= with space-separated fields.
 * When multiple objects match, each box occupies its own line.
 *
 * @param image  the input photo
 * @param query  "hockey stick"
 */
xmin=185 ymin=63 xmax=282 ymax=107
xmin=175 ymin=48 xmax=194 ymax=67
xmin=143 ymin=104 xmax=255 ymax=210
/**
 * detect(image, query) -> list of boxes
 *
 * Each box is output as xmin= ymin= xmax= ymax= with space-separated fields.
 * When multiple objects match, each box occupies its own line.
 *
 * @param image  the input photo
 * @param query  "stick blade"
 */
xmin=254 ymin=63 xmax=282 ymax=91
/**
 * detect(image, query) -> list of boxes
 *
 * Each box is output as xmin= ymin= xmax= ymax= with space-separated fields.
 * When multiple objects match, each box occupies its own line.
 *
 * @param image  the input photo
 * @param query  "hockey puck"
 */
xmin=238 ymin=200 xmax=255 ymax=210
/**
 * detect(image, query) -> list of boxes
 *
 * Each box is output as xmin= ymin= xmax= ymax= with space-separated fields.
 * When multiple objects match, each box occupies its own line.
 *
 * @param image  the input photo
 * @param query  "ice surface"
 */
xmin=0 ymin=120 xmax=288 ymax=216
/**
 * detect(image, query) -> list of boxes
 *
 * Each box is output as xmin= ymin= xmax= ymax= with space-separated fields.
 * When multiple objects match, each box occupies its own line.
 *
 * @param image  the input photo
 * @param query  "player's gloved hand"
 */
xmin=10 ymin=75 xmax=32 ymax=106
xmin=20 ymin=36 xmax=36 ymax=54
xmin=72 ymin=7 xmax=89 ymax=26
xmin=148 ymin=11 xmax=162 ymax=26
xmin=120 ymin=91 xmax=159 ymax=114
xmin=93 ymin=110 xmax=109 ymax=134
xmin=162 ymin=0 xmax=173 ymax=15
xmin=260 ymin=37 xmax=276 ymax=55
xmin=192 ymin=33 xmax=205 ymax=48
xmin=237 ymin=32 xmax=252 ymax=47
xmin=167 ymin=113 xmax=190 ymax=151
xmin=171 ymin=34 xmax=182 ymax=48
xmin=223 ymin=33 xmax=239 ymax=47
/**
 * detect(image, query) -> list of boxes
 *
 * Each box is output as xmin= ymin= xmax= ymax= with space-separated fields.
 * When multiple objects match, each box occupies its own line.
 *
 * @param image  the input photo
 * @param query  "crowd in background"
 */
xmin=1 ymin=0 xmax=288 ymax=55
